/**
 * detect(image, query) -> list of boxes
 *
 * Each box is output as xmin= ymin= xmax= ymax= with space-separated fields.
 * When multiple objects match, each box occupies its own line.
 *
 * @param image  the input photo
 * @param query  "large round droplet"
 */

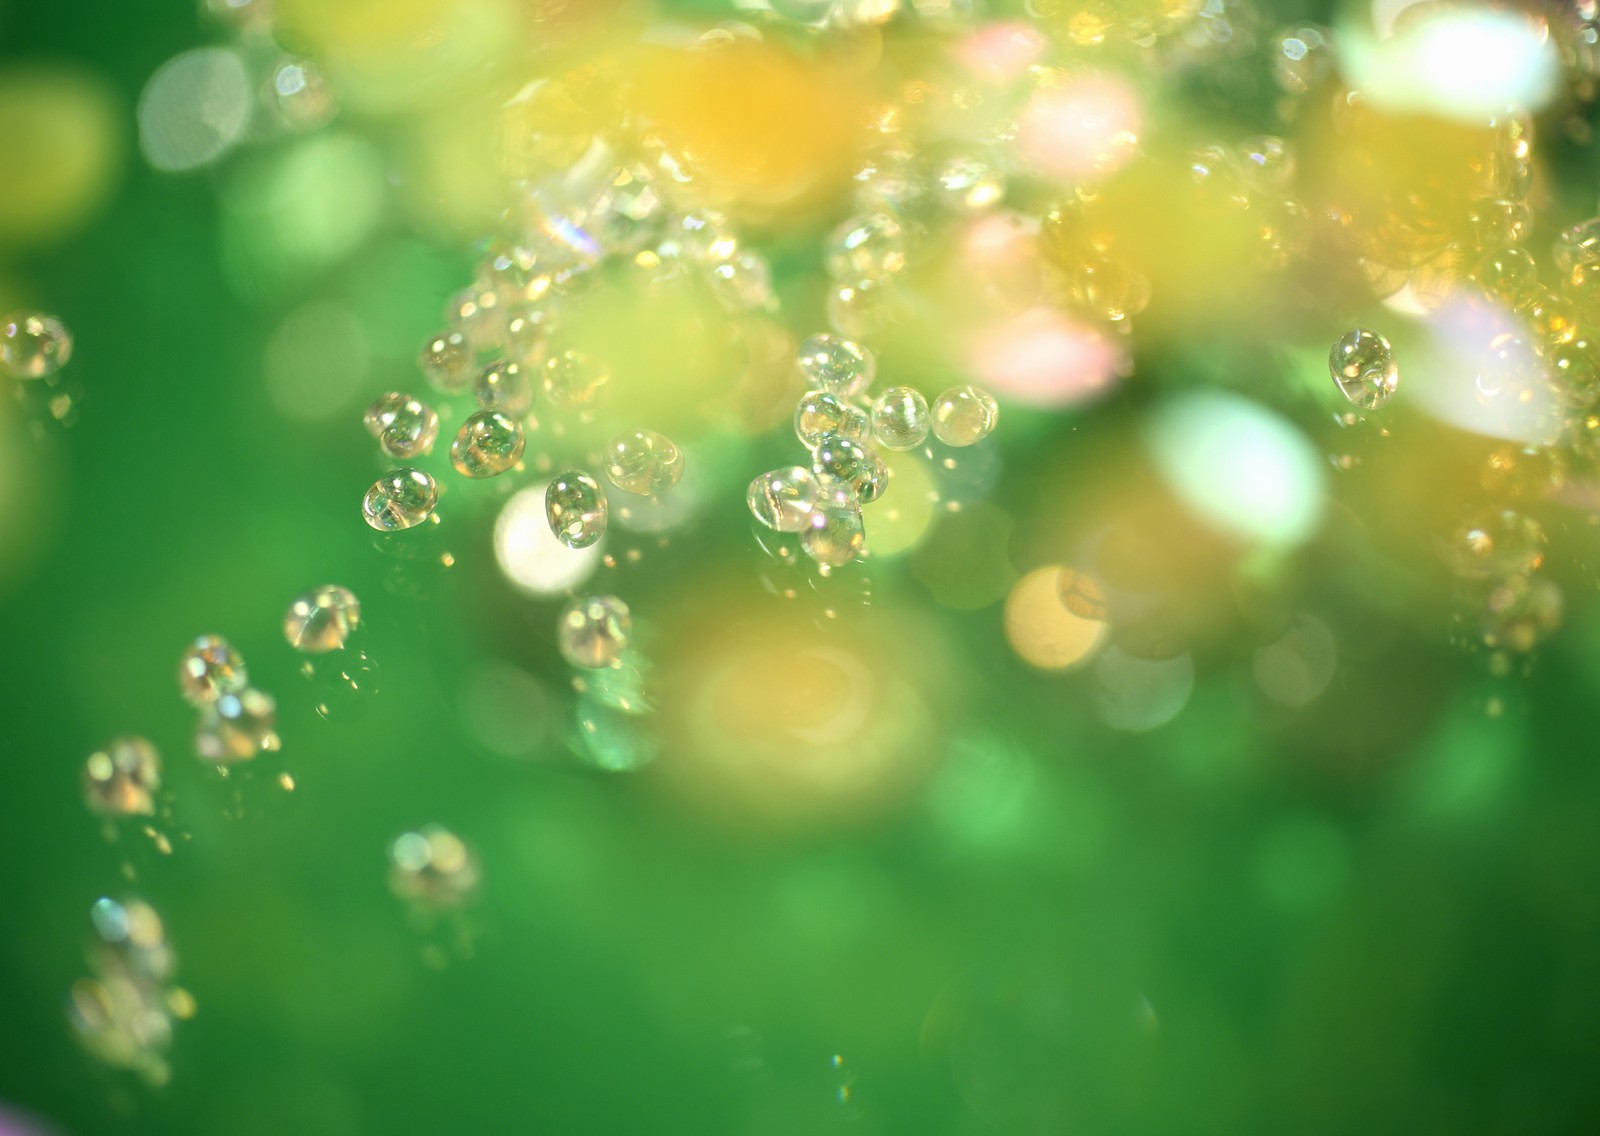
xmin=473 ymin=358 xmax=533 ymax=415
xmin=195 ymin=688 xmax=278 ymax=762
xmin=83 ymin=737 xmax=162 ymax=817
xmin=363 ymin=392 xmax=439 ymax=459
xmin=450 ymin=410 xmax=524 ymax=478
xmin=418 ymin=330 xmax=473 ymax=393
xmin=362 ymin=468 xmax=438 ymax=531
xmin=870 ymin=386 xmax=930 ymax=451
xmin=543 ymin=348 xmax=609 ymax=406
xmin=604 ymin=429 xmax=684 ymax=496
xmin=178 ymin=634 xmax=248 ymax=706
xmin=797 ymin=333 xmax=875 ymax=399
xmin=1328 ymin=329 xmax=1398 ymax=410
xmin=930 ymin=385 xmax=999 ymax=446
xmin=800 ymin=484 xmax=866 ymax=567
xmin=748 ymin=466 xmax=821 ymax=532
xmin=812 ymin=434 xmax=887 ymax=504
xmin=557 ymin=594 xmax=632 ymax=669
xmin=283 ymin=584 xmax=361 ymax=653
xmin=0 ymin=310 xmax=72 ymax=379
xmin=546 ymin=470 xmax=607 ymax=548
xmin=795 ymin=390 xmax=869 ymax=448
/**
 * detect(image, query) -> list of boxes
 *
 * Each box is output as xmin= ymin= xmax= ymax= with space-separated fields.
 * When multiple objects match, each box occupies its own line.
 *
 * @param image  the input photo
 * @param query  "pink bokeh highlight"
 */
xmin=967 ymin=307 xmax=1124 ymax=409
xmin=1019 ymin=74 xmax=1142 ymax=183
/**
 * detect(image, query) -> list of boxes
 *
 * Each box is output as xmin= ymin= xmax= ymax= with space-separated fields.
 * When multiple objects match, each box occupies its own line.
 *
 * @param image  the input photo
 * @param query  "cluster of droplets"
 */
xmin=178 ymin=634 xmax=279 ymax=763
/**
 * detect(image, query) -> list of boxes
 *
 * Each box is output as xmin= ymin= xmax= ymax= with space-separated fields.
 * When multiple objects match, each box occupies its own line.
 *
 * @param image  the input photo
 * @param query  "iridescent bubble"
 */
xmin=800 ymin=483 xmax=866 ymax=567
xmin=450 ymin=410 xmax=524 ymax=478
xmin=558 ymin=594 xmax=632 ymax=669
xmin=546 ymin=470 xmax=607 ymax=548
xmin=603 ymin=429 xmax=684 ymax=495
xmin=472 ymin=358 xmax=533 ymax=415
xmin=195 ymin=688 xmax=278 ymax=762
xmin=0 ymin=310 xmax=72 ymax=379
xmin=282 ymin=584 xmax=360 ymax=653
xmin=795 ymin=390 xmax=869 ymax=447
xmin=177 ymin=634 xmax=247 ymax=706
xmin=363 ymin=392 xmax=438 ymax=459
xmin=389 ymin=826 xmax=480 ymax=909
xmin=871 ymin=386 xmax=931 ymax=450
xmin=748 ymin=465 xmax=821 ymax=532
xmin=362 ymin=468 xmax=438 ymax=531
xmin=797 ymin=333 xmax=875 ymax=399
xmin=83 ymin=737 xmax=161 ymax=817
xmin=542 ymin=348 xmax=609 ymax=406
xmin=826 ymin=212 xmax=907 ymax=280
xmin=1448 ymin=508 xmax=1546 ymax=580
xmin=931 ymin=385 xmax=1000 ymax=446
xmin=418 ymin=330 xmax=473 ymax=394
xmin=1327 ymin=329 xmax=1398 ymax=410
xmin=812 ymin=434 xmax=887 ymax=504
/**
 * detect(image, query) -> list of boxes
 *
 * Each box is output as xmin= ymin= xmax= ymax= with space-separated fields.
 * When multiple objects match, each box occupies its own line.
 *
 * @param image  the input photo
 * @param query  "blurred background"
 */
xmin=3 ymin=0 xmax=1600 ymax=1132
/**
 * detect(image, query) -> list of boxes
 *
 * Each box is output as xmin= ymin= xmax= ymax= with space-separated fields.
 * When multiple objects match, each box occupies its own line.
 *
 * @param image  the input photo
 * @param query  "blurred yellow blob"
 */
xmin=1004 ymin=566 xmax=1108 ymax=670
xmin=0 ymin=67 xmax=121 ymax=248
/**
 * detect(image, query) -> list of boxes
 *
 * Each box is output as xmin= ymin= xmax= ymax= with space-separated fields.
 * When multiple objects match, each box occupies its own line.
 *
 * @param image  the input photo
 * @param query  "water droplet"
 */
xmin=1449 ymin=508 xmax=1547 ymax=580
xmin=812 ymin=434 xmax=887 ymax=504
xmin=797 ymin=333 xmax=875 ymax=399
xmin=0 ymin=310 xmax=72 ymax=379
xmin=418 ymin=330 xmax=473 ymax=393
xmin=83 ymin=738 xmax=162 ymax=817
xmin=710 ymin=251 xmax=776 ymax=311
xmin=389 ymin=826 xmax=480 ymax=909
xmin=363 ymin=391 xmax=439 ymax=459
xmin=195 ymin=688 xmax=279 ymax=762
xmin=1328 ymin=329 xmax=1398 ymax=410
xmin=546 ymin=470 xmax=607 ymax=548
xmin=795 ymin=390 xmax=870 ymax=447
xmin=870 ymin=385 xmax=930 ymax=450
xmin=748 ymin=466 xmax=821 ymax=532
xmin=1547 ymin=336 xmax=1600 ymax=408
xmin=542 ymin=348 xmax=609 ymax=406
xmin=283 ymin=584 xmax=361 ymax=653
xmin=826 ymin=212 xmax=907 ymax=280
xmin=473 ymin=358 xmax=533 ymax=415
xmin=604 ymin=429 xmax=684 ymax=495
xmin=362 ymin=468 xmax=438 ymax=531
xmin=501 ymin=305 xmax=547 ymax=366
xmin=558 ymin=594 xmax=632 ymax=669
xmin=930 ymin=384 xmax=999 ymax=446
xmin=177 ymin=634 xmax=248 ymax=706
xmin=450 ymin=410 xmax=524 ymax=478
xmin=800 ymin=484 xmax=866 ymax=567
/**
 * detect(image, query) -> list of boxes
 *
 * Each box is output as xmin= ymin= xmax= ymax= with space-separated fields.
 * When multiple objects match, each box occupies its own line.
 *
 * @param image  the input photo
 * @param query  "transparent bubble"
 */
xmin=542 ymin=349 xmax=609 ymax=406
xmin=1327 ymin=329 xmax=1398 ymax=410
xmin=796 ymin=390 xmax=870 ymax=447
xmin=797 ymin=333 xmax=875 ymax=399
xmin=800 ymin=483 xmax=866 ymax=567
xmin=748 ymin=465 xmax=821 ymax=532
xmin=1552 ymin=216 xmax=1600 ymax=277
xmin=177 ymin=634 xmax=248 ymax=706
xmin=363 ymin=468 xmax=438 ymax=531
xmin=1467 ymin=199 xmax=1531 ymax=253
xmin=828 ymin=276 xmax=896 ymax=340
xmin=389 ymin=826 xmax=480 ymax=909
xmin=363 ymin=392 xmax=438 ymax=459
xmin=826 ymin=212 xmax=908 ymax=280
xmin=1527 ymin=290 xmax=1579 ymax=347
xmin=473 ymin=359 xmax=533 ymax=415
xmin=546 ymin=470 xmax=607 ymax=548
xmin=1546 ymin=337 xmax=1600 ymax=408
xmin=266 ymin=57 xmax=336 ymax=133
xmin=931 ymin=385 xmax=1000 ymax=446
xmin=83 ymin=737 xmax=161 ymax=818
xmin=0 ymin=310 xmax=72 ymax=379
xmin=1448 ymin=508 xmax=1547 ymax=580
xmin=451 ymin=410 xmax=524 ymax=478
xmin=604 ymin=429 xmax=684 ymax=495
xmin=195 ymin=688 xmax=278 ymax=762
xmin=709 ymin=252 xmax=775 ymax=311
xmin=1271 ymin=24 xmax=1334 ymax=94
xmin=447 ymin=285 xmax=503 ymax=351
xmin=418 ymin=330 xmax=473 ymax=394
xmin=283 ymin=584 xmax=360 ymax=653
xmin=870 ymin=385 xmax=931 ymax=450
xmin=812 ymin=434 xmax=887 ymax=504
xmin=1481 ymin=575 xmax=1563 ymax=654
xmin=1473 ymin=246 xmax=1539 ymax=308
xmin=501 ymin=305 xmax=546 ymax=366
xmin=936 ymin=153 xmax=1005 ymax=211
xmin=558 ymin=594 xmax=632 ymax=669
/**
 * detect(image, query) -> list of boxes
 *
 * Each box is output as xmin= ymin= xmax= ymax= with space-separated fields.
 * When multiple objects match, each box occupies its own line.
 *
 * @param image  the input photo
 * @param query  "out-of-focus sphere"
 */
xmin=546 ymin=470 xmax=607 ymax=548
xmin=450 ymin=410 xmax=524 ymax=478
xmin=418 ymin=330 xmax=473 ymax=393
xmin=797 ymin=333 xmax=875 ymax=399
xmin=931 ymin=384 xmax=1000 ymax=446
xmin=195 ymin=688 xmax=278 ymax=762
xmin=558 ymin=594 xmax=632 ymax=669
xmin=389 ymin=826 xmax=480 ymax=909
xmin=178 ymin=635 xmax=248 ymax=706
xmin=1328 ymin=329 xmax=1398 ymax=410
xmin=800 ymin=484 xmax=867 ymax=566
xmin=362 ymin=468 xmax=438 ymax=531
xmin=1449 ymin=507 xmax=1546 ymax=580
xmin=748 ymin=466 xmax=821 ymax=532
xmin=83 ymin=737 xmax=162 ymax=817
xmin=826 ymin=212 xmax=908 ymax=280
xmin=473 ymin=358 xmax=533 ymax=415
xmin=0 ymin=311 xmax=72 ymax=379
xmin=871 ymin=386 xmax=931 ymax=450
xmin=542 ymin=348 xmax=610 ymax=406
xmin=283 ymin=584 xmax=361 ymax=653
xmin=363 ymin=392 xmax=438 ymax=459
xmin=604 ymin=429 xmax=684 ymax=495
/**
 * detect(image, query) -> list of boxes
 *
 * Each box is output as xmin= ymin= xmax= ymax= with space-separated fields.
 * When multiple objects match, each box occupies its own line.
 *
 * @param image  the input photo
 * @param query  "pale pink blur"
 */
xmin=955 ymin=23 xmax=1048 ymax=85
xmin=1018 ymin=75 xmax=1142 ymax=183
xmin=968 ymin=307 xmax=1123 ymax=408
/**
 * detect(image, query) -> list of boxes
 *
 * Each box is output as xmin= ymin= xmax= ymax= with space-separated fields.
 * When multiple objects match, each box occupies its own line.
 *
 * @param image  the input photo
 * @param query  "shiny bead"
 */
xmin=747 ymin=466 xmax=820 ymax=532
xmin=195 ymin=688 xmax=279 ymax=762
xmin=603 ymin=429 xmax=684 ymax=495
xmin=83 ymin=738 xmax=162 ymax=817
xmin=812 ymin=434 xmax=887 ymax=504
xmin=450 ymin=410 xmax=524 ymax=478
xmin=363 ymin=392 xmax=439 ymax=459
xmin=796 ymin=333 xmax=875 ymax=399
xmin=870 ymin=386 xmax=931 ymax=451
xmin=795 ymin=390 xmax=869 ymax=448
xmin=418 ymin=330 xmax=473 ymax=393
xmin=1328 ymin=329 xmax=1399 ymax=410
xmin=930 ymin=385 xmax=1000 ymax=446
xmin=177 ymin=635 xmax=248 ymax=706
xmin=283 ymin=584 xmax=361 ymax=653
xmin=546 ymin=471 xmax=607 ymax=548
xmin=362 ymin=468 xmax=438 ymax=531
xmin=473 ymin=359 xmax=533 ymax=415
xmin=557 ymin=594 xmax=631 ymax=669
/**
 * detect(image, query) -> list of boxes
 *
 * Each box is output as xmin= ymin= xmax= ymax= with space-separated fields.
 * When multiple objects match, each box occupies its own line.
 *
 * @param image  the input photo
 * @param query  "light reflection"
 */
xmin=138 ymin=48 xmax=252 ymax=173
xmin=1004 ymin=566 xmax=1108 ymax=670
xmin=493 ymin=484 xmax=602 ymax=595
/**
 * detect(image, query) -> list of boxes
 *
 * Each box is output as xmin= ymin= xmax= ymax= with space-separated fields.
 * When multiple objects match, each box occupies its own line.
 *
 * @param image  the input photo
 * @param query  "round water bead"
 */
xmin=603 ymin=429 xmax=683 ymax=495
xmin=0 ymin=311 xmax=72 ymax=379
xmin=363 ymin=392 xmax=439 ymax=459
xmin=748 ymin=466 xmax=821 ymax=532
xmin=795 ymin=390 xmax=870 ymax=448
xmin=546 ymin=471 xmax=607 ymax=548
xmin=800 ymin=484 xmax=866 ymax=567
xmin=812 ymin=434 xmax=887 ymax=504
xmin=1449 ymin=508 xmax=1547 ymax=580
xmin=710 ymin=252 xmax=775 ymax=311
xmin=501 ymin=306 xmax=546 ymax=365
xmin=1552 ymin=217 xmax=1600 ymax=277
xmin=451 ymin=410 xmax=525 ymax=478
xmin=83 ymin=737 xmax=161 ymax=817
xmin=870 ymin=386 xmax=931 ymax=451
xmin=389 ymin=826 xmax=479 ymax=909
xmin=178 ymin=635 xmax=248 ymax=706
xmin=558 ymin=594 xmax=632 ymax=669
xmin=797 ymin=333 xmax=875 ymax=399
xmin=1546 ymin=337 xmax=1600 ymax=408
xmin=418 ymin=330 xmax=473 ymax=393
xmin=542 ymin=348 xmax=610 ymax=406
xmin=473 ymin=359 xmax=533 ymax=415
xmin=1472 ymin=246 xmax=1539 ymax=308
xmin=283 ymin=584 xmax=361 ymax=653
xmin=1327 ymin=329 xmax=1398 ymax=410
xmin=195 ymin=688 xmax=278 ymax=762
xmin=827 ymin=212 xmax=908 ymax=280
xmin=362 ymin=468 xmax=438 ymax=531
xmin=930 ymin=385 xmax=1000 ymax=446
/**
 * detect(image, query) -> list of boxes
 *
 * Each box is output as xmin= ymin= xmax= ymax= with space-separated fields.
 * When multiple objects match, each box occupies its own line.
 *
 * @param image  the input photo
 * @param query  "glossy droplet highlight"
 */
xmin=812 ymin=434 xmax=887 ymax=504
xmin=177 ymin=635 xmax=247 ymax=706
xmin=800 ymin=483 xmax=866 ymax=567
xmin=797 ymin=333 xmax=875 ymax=399
xmin=931 ymin=385 xmax=999 ymax=446
xmin=1328 ymin=329 xmax=1398 ymax=410
xmin=362 ymin=468 xmax=438 ymax=531
xmin=0 ymin=310 xmax=72 ymax=379
xmin=546 ymin=470 xmax=607 ymax=548
xmin=748 ymin=466 xmax=820 ymax=532
xmin=795 ymin=390 xmax=869 ymax=448
xmin=473 ymin=358 xmax=533 ymax=415
xmin=83 ymin=738 xmax=162 ymax=817
xmin=604 ymin=429 xmax=684 ymax=496
xmin=870 ymin=386 xmax=930 ymax=451
xmin=283 ymin=584 xmax=361 ymax=653
xmin=558 ymin=594 xmax=632 ymax=669
xmin=363 ymin=392 xmax=438 ymax=459
xmin=450 ymin=410 xmax=524 ymax=478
